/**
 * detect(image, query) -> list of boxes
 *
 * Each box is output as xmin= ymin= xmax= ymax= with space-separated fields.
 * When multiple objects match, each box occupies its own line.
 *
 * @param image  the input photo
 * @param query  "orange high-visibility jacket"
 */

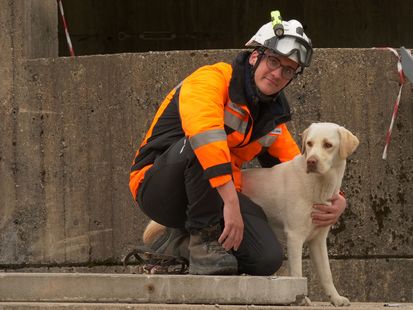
xmin=130 ymin=52 xmax=300 ymax=200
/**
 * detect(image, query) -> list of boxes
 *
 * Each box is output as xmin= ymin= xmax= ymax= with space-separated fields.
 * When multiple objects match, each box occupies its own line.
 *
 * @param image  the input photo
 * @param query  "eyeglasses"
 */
xmin=264 ymin=55 xmax=298 ymax=80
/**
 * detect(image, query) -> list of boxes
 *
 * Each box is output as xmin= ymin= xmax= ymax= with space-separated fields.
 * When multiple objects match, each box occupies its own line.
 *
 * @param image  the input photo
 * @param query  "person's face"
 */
xmin=249 ymin=49 xmax=299 ymax=96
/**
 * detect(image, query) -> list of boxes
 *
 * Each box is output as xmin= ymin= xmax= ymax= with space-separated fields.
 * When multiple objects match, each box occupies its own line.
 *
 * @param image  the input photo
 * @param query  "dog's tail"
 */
xmin=143 ymin=220 xmax=166 ymax=245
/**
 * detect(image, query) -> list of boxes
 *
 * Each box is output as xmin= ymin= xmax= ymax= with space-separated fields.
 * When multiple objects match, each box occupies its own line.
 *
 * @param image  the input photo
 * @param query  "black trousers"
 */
xmin=137 ymin=137 xmax=283 ymax=275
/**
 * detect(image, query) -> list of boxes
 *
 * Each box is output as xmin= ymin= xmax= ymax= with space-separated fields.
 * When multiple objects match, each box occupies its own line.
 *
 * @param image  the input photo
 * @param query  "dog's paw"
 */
xmin=330 ymin=295 xmax=350 ymax=307
xmin=303 ymin=296 xmax=312 ymax=306
xmin=294 ymin=294 xmax=312 ymax=306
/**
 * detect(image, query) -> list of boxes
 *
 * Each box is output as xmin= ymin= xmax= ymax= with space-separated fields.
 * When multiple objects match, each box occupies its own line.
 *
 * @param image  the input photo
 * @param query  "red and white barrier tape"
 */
xmin=374 ymin=48 xmax=405 ymax=160
xmin=57 ymin=0 xmax=75 ymax=56
xmin=382 ymin=83 xmax=404 ymax=160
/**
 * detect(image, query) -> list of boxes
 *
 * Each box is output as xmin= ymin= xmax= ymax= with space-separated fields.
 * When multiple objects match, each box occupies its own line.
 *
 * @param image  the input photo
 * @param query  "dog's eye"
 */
xmin=324 ymin=142 xmax=333 ymax=148
xmin=307 ymin=141 xmax=313 ymax=147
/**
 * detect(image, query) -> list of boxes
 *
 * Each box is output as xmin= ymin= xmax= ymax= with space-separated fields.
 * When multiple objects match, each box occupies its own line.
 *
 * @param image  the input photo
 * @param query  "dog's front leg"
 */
xmin=286 ymin=231 xmax=305 ymax=277
xmin=286 ymin=232 xmax=312 ymax=306
xmin=308 ymin=231 xmax=350 ymax=306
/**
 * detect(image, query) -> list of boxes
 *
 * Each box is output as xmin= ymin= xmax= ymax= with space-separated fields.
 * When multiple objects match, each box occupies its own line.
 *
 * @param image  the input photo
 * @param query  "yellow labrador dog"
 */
xmin=242 ymin=122 xmax=359 ymax=306
xmin=142 ymin=122 xmax=359 ymax=306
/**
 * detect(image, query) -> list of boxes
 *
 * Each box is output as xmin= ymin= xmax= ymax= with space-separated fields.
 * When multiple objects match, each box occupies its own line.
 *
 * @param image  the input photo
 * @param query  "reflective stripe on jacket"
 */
xmin=129 ymin=52 xmax=300 ymax=200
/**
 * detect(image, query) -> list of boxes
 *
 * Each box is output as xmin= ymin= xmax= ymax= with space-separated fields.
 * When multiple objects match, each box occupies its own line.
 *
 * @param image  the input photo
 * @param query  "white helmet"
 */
xmin=246 ymin=14 xmax=313 ymax=68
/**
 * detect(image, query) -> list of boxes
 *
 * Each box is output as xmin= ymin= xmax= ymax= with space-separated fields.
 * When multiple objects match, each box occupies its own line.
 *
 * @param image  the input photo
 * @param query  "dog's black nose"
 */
xmin=306 ymin=158 xmax=318 ymax=172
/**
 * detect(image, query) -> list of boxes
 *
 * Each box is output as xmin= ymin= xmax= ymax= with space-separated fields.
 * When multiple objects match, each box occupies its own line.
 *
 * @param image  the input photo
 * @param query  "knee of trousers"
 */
xmin=245 ymin=248 xmax=284 ymax=276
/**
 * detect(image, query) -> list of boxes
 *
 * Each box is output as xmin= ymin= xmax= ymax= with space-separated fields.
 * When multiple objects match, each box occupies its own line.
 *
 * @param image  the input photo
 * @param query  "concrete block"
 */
xmin=0 ymin=273 xmax=306 ymax=305
xmin=4 ymin=257 xmax=411 ymax=303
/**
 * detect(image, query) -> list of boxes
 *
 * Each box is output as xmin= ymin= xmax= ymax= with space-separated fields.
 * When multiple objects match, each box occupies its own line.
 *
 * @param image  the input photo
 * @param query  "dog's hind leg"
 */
xmin=308 ymin=231 xmax=350 ymax=306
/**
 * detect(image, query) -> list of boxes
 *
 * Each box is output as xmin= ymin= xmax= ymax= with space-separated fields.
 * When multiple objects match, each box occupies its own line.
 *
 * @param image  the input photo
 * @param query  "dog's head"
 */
xmin=301 ymin=123 xmax=359 ymax=174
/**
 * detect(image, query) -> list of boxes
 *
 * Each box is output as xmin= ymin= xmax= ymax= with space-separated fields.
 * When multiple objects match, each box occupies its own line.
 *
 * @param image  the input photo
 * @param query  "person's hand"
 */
xmin=216 ymin=181 xmax=244 ymax=251
xmin=219 ymin=201 xmax=244 ymax=251
xmin=311 ymin=193 xmax=346 ymax=227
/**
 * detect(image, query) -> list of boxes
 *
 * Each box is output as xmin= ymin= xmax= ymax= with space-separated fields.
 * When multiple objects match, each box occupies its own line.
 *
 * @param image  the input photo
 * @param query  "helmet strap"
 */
xmin=250 ymin=47 xmax=266 ymax=75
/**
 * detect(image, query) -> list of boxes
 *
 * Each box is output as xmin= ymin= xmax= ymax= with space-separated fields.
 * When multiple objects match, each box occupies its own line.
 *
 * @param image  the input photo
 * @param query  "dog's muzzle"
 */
xmin=306 ymin=157 xmax=318 ymax=173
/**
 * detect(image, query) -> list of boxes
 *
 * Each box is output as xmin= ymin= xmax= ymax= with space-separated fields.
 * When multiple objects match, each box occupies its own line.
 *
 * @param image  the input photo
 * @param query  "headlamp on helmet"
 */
xmin=271 ymin=11 xmax=284 ymax=37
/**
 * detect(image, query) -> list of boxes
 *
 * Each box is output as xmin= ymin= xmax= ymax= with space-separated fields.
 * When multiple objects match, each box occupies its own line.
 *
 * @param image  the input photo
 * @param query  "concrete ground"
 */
xmin=0 ymin=273 xmax=305 ymax=305
xmin=1 ymin=302 xmax=413 ymax=309
xmin=0 ymin=272 xmax=412 ymax=309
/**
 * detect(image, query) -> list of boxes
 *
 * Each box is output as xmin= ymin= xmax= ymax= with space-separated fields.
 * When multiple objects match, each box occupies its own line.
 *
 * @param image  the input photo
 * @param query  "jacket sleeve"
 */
xmin=179 ymin=64 xmax=233 ymax=188
xmin=266 ymin=123 xmax=300 ymax=163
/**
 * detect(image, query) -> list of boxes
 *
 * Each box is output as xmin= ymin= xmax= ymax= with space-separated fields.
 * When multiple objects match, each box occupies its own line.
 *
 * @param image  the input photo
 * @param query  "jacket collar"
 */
xmin=229 ymin=51 xmax=251 ymax=106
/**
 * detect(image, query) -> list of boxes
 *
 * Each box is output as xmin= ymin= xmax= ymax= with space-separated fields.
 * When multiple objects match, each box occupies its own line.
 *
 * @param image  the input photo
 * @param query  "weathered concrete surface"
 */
xmin=0 ymin=0 xmax=57 ymax=265
xmin=2 ymin=302 xmax=413 ymax=310
xmin=4 ymin=257 xmax=412 ymax=303
xmin=0 ymin=272 xmax=411 ymax=308
xmin=0 ymin=273 xmax=307 ymax=305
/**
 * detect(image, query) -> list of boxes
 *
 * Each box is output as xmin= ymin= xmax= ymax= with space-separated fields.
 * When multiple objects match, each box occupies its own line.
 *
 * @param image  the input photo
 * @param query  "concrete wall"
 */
xmin=0 ymin=0 xmax=57 ymax=264
xmin=1 ymin=48 xmax=412 ymax=302
xmin=0 ymin=0 xmax=412 ymax=303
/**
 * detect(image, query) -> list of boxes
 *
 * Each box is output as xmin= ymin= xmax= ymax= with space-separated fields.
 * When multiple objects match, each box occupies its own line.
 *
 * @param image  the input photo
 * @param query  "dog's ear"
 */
xmin=301 ymin=127 xmax=309 ymax=154
xmin=338 ymin=127 xmax=360 ymax=159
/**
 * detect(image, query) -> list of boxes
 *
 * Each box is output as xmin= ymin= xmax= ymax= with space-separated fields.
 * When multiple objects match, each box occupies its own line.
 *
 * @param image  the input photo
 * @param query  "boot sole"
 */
xmin=189 ymin=263 xmax=238 ymax=275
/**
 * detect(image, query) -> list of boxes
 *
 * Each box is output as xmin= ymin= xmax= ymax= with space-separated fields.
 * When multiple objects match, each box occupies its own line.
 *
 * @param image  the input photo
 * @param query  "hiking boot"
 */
xmin=149 ymin=227 xmax=189 ymax=260
xmin=188 ymin=224 xmax=238 ymax=275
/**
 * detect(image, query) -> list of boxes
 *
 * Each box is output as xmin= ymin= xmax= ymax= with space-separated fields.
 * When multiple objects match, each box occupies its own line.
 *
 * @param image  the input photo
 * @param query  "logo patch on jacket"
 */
xmin=270 ymin=128 xmax=282 ymax=135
